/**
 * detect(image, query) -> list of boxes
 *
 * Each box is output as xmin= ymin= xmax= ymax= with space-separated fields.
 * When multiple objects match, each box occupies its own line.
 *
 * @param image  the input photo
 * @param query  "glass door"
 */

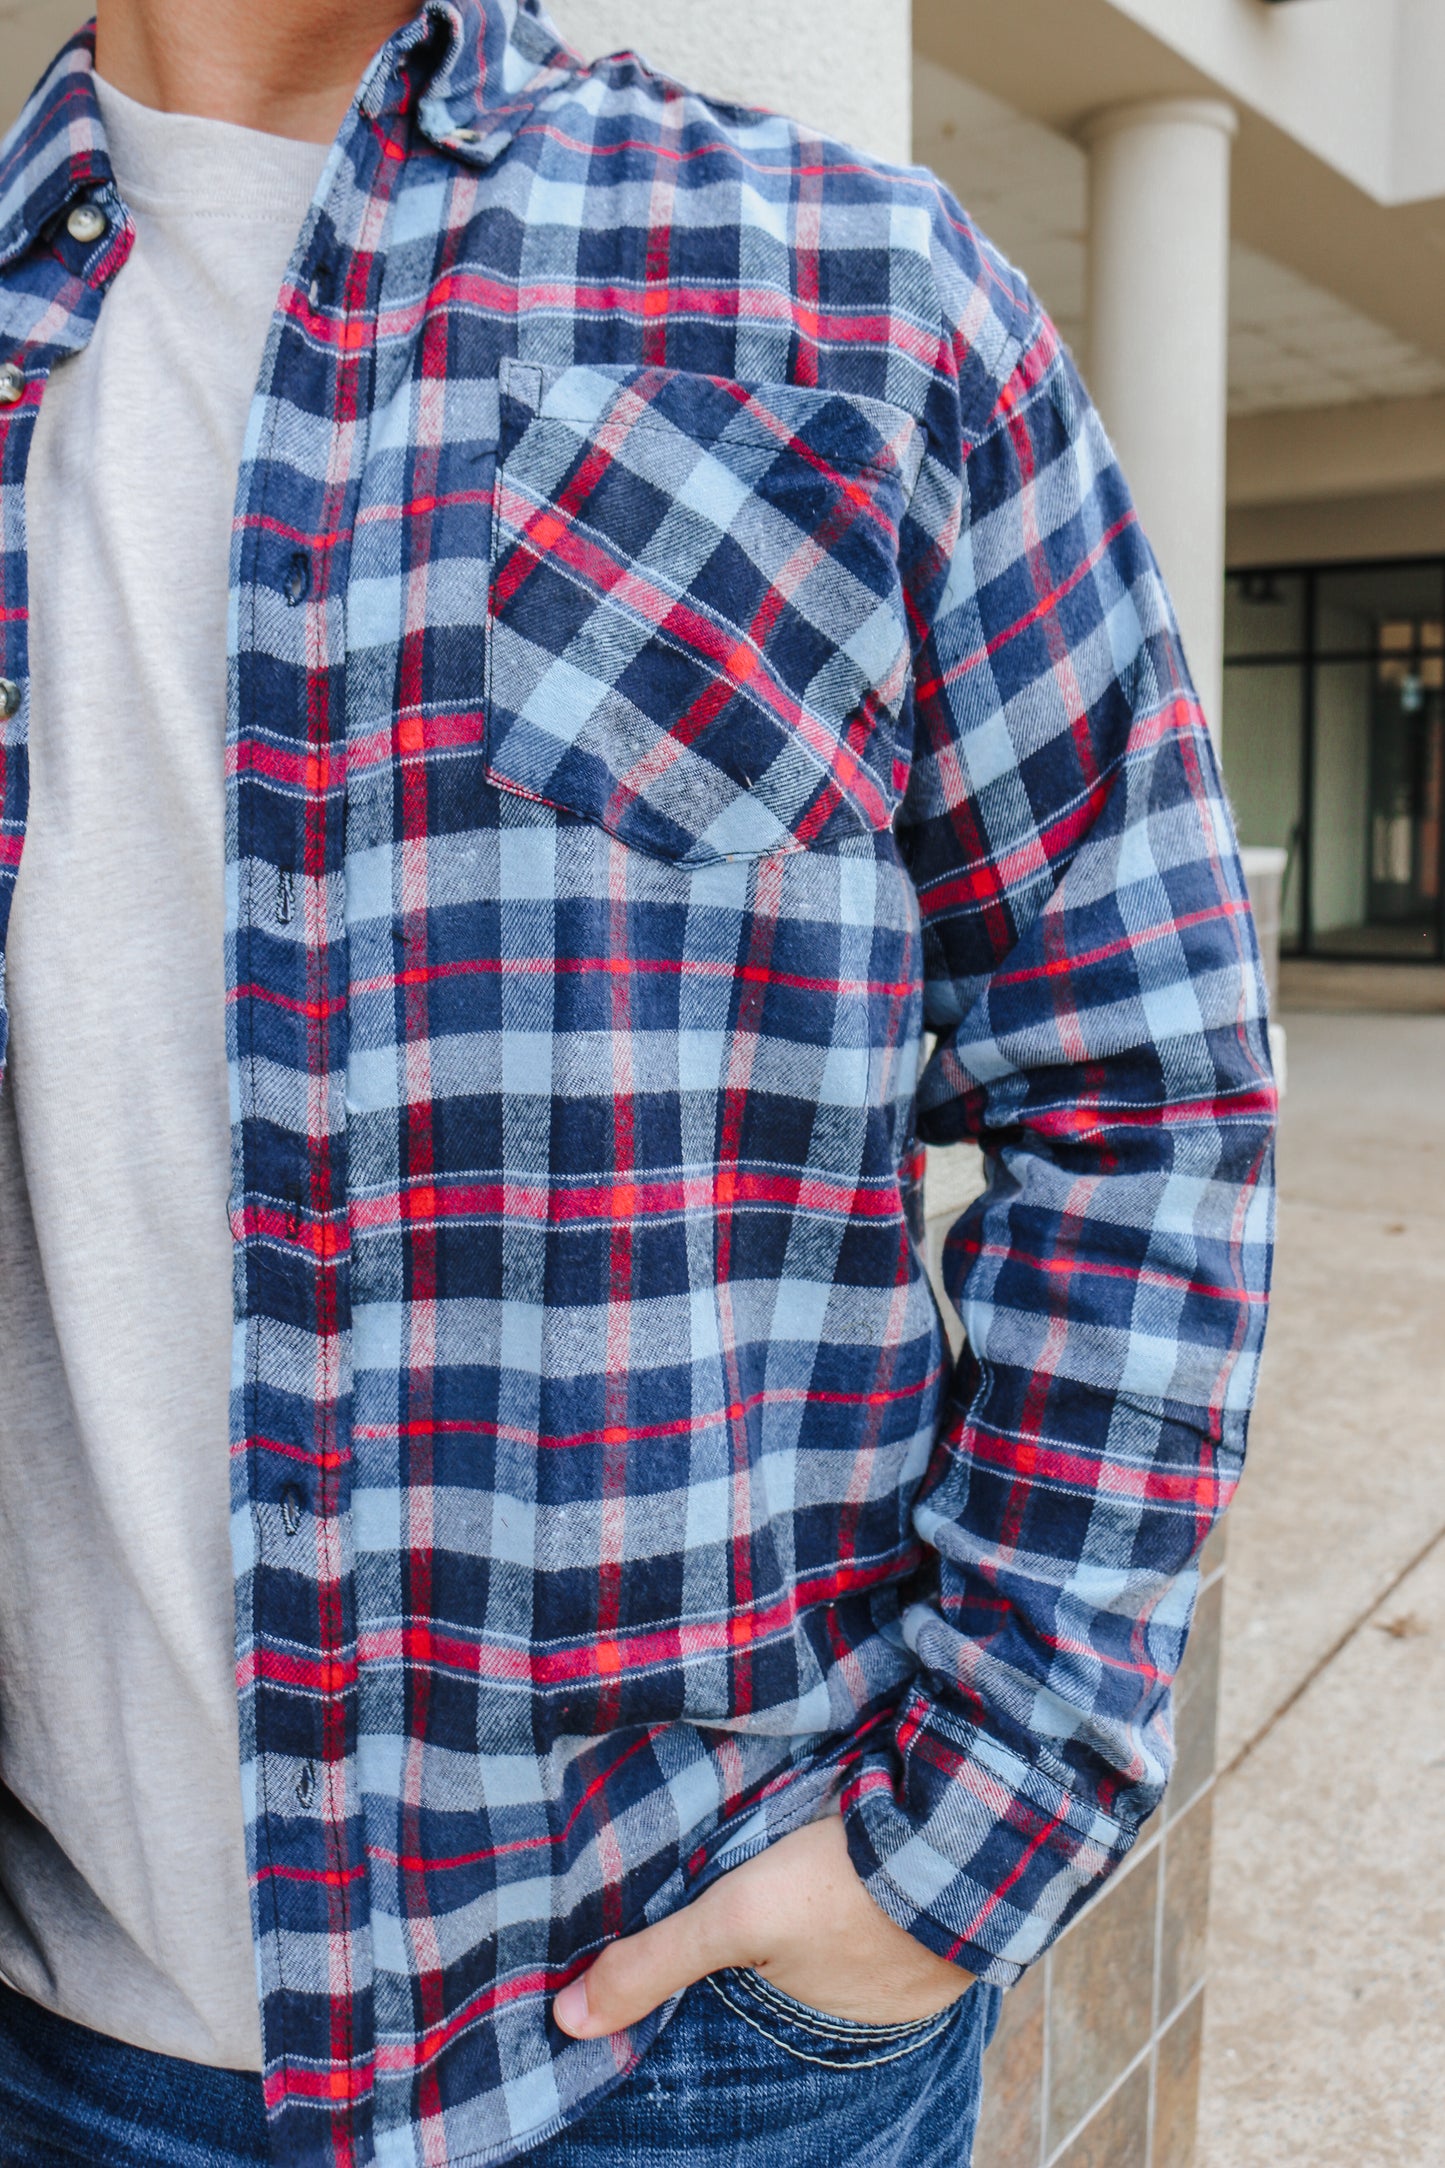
xmin=1225 ymin=557 xmax=1445 ymax=964
xmin=1309 ymin=564 xmax=1445 ymax=961
xmin=1369 ymin=624 xmax=1444 ymax=954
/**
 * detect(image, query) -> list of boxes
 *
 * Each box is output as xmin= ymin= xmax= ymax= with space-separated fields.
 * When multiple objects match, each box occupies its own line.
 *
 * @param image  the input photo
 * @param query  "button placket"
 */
xmin=226 ymin=94 xmax=404 ymax=2132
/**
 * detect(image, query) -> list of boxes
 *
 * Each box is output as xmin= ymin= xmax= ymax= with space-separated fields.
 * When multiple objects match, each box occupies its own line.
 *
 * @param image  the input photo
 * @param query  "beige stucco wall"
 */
xmin=1 ymin=0 xmax=86 ymax=133
xmin=1228 ymin=485 xmax=1445 ymax=568
xmin=544 ymin=0 xmax=913 ymax=164
xmin=1 ymin=1 xmax=915 ymax=157
xmin=1229 ymin=394 xmax=1445 ymax=512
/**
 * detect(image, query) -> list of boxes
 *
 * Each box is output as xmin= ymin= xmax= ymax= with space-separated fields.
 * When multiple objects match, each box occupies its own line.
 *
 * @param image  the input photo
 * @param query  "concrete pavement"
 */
xmin=1197 ymin=1008 xmax=1445 ymax=2166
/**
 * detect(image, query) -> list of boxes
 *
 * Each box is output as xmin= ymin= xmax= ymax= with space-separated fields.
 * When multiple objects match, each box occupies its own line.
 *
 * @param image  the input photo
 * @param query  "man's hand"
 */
xmin=552 ymin=1812 xmax=974 ymax=2040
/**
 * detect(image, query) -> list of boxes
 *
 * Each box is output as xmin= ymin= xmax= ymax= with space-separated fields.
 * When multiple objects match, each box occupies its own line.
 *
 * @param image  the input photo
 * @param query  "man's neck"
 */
xmin=94 ymin=0 xmax=423 ymax=141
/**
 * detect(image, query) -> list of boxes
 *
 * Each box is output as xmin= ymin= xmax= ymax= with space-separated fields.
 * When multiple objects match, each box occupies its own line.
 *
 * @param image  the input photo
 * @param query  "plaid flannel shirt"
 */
xmin=0 ymin=5 xmax=1276 ymax=2162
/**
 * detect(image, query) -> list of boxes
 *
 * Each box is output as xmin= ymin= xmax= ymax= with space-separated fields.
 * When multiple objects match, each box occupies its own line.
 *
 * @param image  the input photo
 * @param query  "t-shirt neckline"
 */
xmin=93 ymin=72 xmax=332 ymax=222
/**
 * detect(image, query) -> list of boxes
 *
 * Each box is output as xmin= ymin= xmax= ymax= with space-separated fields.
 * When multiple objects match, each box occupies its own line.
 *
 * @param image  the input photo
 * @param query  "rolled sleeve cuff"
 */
xmin=840 ymin=1686 xmax=1134 ymax=1988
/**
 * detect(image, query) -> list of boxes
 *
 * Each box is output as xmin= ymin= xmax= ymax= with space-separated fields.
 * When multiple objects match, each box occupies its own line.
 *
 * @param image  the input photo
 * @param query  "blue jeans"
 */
xmin=0 ymin=1970 xmax=1000 ymax=2166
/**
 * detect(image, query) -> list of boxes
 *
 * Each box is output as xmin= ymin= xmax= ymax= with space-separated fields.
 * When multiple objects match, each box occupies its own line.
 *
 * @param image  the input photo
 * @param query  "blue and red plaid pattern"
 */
xmin=0 ymin=6 xmax=1276 ymax=2164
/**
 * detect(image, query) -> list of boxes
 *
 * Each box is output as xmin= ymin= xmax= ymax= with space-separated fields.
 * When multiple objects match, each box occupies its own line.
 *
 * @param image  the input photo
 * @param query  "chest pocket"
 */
xmin=485 ymin=359 xmax=924 ymax=865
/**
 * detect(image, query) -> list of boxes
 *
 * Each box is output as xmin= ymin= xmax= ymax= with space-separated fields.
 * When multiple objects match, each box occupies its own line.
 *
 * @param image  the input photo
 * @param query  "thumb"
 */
xmin=553 ymin=1887 xmax=737 ymax=2040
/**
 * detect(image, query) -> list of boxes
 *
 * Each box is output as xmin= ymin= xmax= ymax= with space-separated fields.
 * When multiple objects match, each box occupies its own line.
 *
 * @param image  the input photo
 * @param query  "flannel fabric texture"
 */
xmin=0 ymin=5 xmax=1276 ymax=2163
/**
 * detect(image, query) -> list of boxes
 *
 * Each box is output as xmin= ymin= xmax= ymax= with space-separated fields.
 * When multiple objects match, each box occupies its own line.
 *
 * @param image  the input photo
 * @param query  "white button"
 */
xmin=0 ymin=680 xmax=21 ymax=720
xmin=66 ymin=202 xmax=108 ymax=245
xmin=450 ymin=127 xmax=482 ymax=145
xmin=0 ymin=363 xmax=24 ymax=406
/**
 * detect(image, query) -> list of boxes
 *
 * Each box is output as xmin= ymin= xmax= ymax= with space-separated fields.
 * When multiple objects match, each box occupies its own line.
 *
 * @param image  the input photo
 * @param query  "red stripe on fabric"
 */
xmin=510 ymin=118 xmax=938 ymax=186
xmin=345 ymin=1359 xmax=947 ymax=1454
xmin=351 ymin=950 xmax=916 ymax=1004
xmin=956 ymin=1240 xmax=1270 ymax=1306
xmin=369 ymin=1730 xmax=670 ymax=1878
xmin=989 ymin=897 xmax=1255 ymax=987
xmin=231 ymin=740 xmax=350 ymax=792
xmin=338 ymin=1549 xmax=921 ymax=1690
xmin=1020 ymin=1084 xmax=1279 ymax=1139
xmin=961 ymin=1424 xmax=1238 ymax=1510
xmin=920 ymin=697 xmax=1203 ymax=916
xmin=348 ymin=706 xmax=487 ymax=776
xmin=264 ymin=2061 xmax=375 ymax=2112
xmin=396 ymin=182 xmax=471 ymax=2133
xmin=357 ymin=272 xmax=941 ymax=368
xmin=257 ymin=1858 xmax=369 ymax=1888
xmin=595 ymin=835 xmax=639 ymax=1761
xmin=912 ymin=512 xmax=1138 ymax=704
xmin=245 ymin=1175 xmax=912 ymax=1249
xmin=227 ymin=981 xmax=347 ymax=1021
xmin=332 ymin=1168 xmax=907 ymax=1238
xmin=961 ymin=1799 xmax=1071 ymax=1945
xmin=641 ymin=91 xmax=683 ymax=363
xmin=366 ymin=1957 xmax=641 ymax=2082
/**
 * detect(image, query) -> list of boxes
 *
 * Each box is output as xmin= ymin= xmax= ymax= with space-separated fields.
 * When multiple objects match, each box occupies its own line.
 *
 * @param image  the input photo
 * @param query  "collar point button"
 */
xmin=0 ymin=363 xmax=25 ymax=406
xmin=66 ymin=203 xmax=108 ymax=245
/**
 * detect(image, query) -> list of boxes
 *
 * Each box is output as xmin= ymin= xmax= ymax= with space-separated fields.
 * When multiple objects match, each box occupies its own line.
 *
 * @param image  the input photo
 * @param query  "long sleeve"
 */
xmin=840 ymin=236 xmax=1277 ymax=1986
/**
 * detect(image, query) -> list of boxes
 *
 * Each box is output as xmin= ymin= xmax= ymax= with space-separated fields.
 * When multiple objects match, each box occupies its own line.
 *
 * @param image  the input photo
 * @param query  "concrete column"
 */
xmin=543 ymin=0 xmax=913 ymax=165
xmin=1083 ymin=99 xmax=1237 ymax=745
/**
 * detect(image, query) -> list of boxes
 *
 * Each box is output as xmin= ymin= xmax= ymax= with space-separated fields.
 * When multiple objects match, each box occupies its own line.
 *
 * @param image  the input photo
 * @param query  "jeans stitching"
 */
xmin=732 ymin=1968 xmax=951 ymax=2042
xmin=705 ymin=1975 xmax=956 ymax=2069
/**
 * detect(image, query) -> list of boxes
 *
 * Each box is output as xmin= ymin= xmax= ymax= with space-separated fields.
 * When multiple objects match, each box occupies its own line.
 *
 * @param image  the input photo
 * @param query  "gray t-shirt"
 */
xmin=0 ymin=77 xmax=328 ymax=2071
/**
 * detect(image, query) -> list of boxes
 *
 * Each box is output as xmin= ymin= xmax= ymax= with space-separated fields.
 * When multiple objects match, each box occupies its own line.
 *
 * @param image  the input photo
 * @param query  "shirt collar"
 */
xmin=0 ymin=25 xmax=110 ymax=275
xmin=406 ymin=0 xmax=580 ymax=161
xmin=0 ymin=0 xmax=579 ymax=275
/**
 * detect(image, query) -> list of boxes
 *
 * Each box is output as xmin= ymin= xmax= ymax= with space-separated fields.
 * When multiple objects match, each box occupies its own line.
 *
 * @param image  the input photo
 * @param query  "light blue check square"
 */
xmin=523 ymin=656 xmax=615 ymax=750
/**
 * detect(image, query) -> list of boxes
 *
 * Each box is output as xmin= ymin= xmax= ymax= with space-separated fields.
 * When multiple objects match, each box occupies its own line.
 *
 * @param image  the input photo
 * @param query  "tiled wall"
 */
xmin=924 ymin=1147 xmax=1224 ymax=2168
xmin=970 ymin=1543 xmax=1222 ymax=2168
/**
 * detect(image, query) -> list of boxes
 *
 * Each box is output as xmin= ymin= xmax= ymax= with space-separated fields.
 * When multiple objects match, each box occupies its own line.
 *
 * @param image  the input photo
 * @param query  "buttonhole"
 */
xmin=281 ymin=1485 xmax=303 ymax=1538
xmin=295 ymin=1761 xmax=317 ymax=1809
xmin=284 ymin=1192 xmax=303 ymax=1240
xmin=276 ymin=867 xmax=296 ymax=925
xmin=284 ymin=553 xmax=311 ymax=606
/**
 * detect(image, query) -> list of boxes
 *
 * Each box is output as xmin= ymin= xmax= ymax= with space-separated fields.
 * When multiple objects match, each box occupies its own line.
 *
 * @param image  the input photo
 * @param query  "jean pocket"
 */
xmin=485 ymin=359 xmax=922 ymax=866
xmin=705 ymin=1966 xmax=964 ymax=2071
